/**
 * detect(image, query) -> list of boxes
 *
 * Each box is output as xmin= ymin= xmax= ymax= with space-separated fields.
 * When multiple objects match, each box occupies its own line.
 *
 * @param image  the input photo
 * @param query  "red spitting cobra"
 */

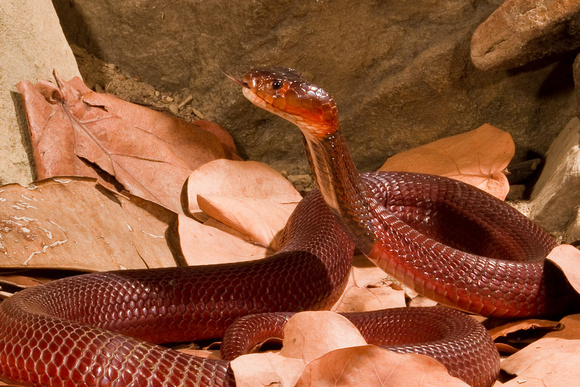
xmin=0 ymin=68 xmax=577 ymax=387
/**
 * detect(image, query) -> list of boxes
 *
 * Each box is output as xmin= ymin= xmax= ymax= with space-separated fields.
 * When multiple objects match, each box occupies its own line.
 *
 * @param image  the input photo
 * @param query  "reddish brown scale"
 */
xmin=243 ymin=68 xmax=338 ymax=137
xmin=358 ymin=171 xmax=564 ymax=318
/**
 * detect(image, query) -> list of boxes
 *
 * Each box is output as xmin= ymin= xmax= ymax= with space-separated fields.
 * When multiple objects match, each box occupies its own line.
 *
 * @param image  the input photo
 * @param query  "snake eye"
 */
xmin=272 ymin=79 xmax=284 ymax=90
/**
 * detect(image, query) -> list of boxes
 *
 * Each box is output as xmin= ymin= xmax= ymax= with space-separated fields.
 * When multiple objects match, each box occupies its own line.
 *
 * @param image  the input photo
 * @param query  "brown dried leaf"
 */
xmin=500 ymin=314 xmax=580 ymax=386
xmin=296 ymin=345 xmax=467 ymax=387
xmin=489 ymin=319 xmax=563 ymax=341
xmin=0 ymin=177 xmax=177 ymax=271
xmin=17 ymin=72 xmax=231 ymax=213
xmin=230 ymin=352 xmax=305 ymax=387
xmin=193 ymin=120 xmax=241 ymax=161
xmin=379 ymin=124 xmax=514 ymax=200
xmin=280 ymin=312 xmax=368 ymax=362
xmin=331 ymin=255 xmax=406 ymax=313
xmin=170 ymin=159 xmax=301 ymax=267
xmin=547 ymin=244 xmax=580 ymax=294
xmin=180 ymin=159 xmax=301 ymax=256
xmin=0 ymin=275 xmax=48 ymax=289
xmin=170 ymin=214 xmax=272 ymax=266
xmin=186 ymin=159 xmax=302 ymax=213
xmin=197 ymin=195 xmax=297 ymax=248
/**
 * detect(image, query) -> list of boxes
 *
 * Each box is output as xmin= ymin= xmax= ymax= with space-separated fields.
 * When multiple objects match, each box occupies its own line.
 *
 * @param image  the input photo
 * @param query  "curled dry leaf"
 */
xmin=17 ymin=71 xmax=234 ymax=213
xmin=172 ymin=159 xmax=301 ymax=266
xmin=500 ymin=314 xmax=580 ymax=386
xmin=197 ymin=195 xmax=297 ymax=249
xmin=489 ymin=319 xmax=564 ymax=342
xmin=184 ymin=159 xmax=301 ymax=251
xmin=193 ymin=120 xmax=241 ymax=161
xmin=489 ymin=318 xmax=564 ymax=354
xmin=186 ymin=159 xmax=302 ymax=213
xmin=0 ymin=177 xmax=177 ymax=271
xmin=379 ymin=124 xmax=514 ymax=200
xmin=280 ymin=311 xmax=368 ymax=363
xmin=169 ymin=214 xmax=272 ymax=266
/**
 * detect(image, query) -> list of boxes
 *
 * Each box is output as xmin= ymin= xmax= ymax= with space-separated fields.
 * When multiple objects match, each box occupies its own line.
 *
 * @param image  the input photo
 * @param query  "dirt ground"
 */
xmin=72 ymin=44 xmax=204 ymax=123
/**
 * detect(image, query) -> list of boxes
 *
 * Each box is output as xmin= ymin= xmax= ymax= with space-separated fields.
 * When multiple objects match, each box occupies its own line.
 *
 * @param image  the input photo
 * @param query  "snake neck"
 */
xmin=302 ymin=130 xmax=378 ymax=254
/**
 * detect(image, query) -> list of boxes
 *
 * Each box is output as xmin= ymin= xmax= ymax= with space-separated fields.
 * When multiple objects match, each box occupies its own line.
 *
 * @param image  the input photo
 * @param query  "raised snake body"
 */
xmin=0 ymin=67 xmax=575 ymax=387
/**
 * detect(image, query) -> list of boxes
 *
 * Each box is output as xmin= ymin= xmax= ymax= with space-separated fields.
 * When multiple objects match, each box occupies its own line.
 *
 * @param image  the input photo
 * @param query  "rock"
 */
xmin=0 ymin=0 xmax=81 ymax=185
xmin=51 ymin=1 xmax=577 ymax=175
xmin=530 ymin=117 xmax=580 ymax=243
xmin=506 ymin=184 xmax=526 ymax=201
xmin=287 ymin=174 xmax=314 ymax=193
xmin=572 ymin=53 xmax=580 ymax=109
xmin=471 ymin=0 xmax=580 ymax=71
xmin=563 ymin=208 xmax=580 ymax=245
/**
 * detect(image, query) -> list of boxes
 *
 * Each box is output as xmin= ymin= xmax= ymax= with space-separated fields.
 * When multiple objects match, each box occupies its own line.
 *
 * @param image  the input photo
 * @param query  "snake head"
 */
xmin=236 ymin=67 xmax=339 ymax=139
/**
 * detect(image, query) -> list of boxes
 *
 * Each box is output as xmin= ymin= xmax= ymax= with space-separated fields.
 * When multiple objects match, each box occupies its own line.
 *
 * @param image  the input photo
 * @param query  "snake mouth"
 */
xmin=225 ymin=72 xmax=248 ymax=88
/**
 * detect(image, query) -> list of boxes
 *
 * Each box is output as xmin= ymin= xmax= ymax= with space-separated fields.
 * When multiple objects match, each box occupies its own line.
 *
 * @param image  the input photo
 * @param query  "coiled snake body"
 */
xmin=0 ymin=67 xmax=574 ymax=387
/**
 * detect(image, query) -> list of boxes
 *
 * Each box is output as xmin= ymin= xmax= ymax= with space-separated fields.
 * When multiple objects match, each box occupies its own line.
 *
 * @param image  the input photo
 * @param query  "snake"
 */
xmin=0 ymin=67 xmax=575 ymax=387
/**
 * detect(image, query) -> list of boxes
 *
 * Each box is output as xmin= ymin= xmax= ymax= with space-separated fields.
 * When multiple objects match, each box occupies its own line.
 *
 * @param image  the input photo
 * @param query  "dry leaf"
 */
xmin=0 ymin=275 xmax=48 ymax=289
xmin=17 ymin=72 xmax=232 ymax=213
xmin=296 ymin=345 xmax=467 ymax=387
xmin=332 ymin=255 xmax=406 ymax=313
xmin=169 ymin=214 xmax=272 ymax=266
xmin=379 ymin=124 xmax=514 ymax=199
xmin=230 ymin=352 xmax=305 ymax=387
xmin=489 ymin=318 xmax=563 ymax=354
xmin=186 ymin=159 xmax=302 ymax=213
xmin=0 ymin=275 xmax=50 ymax=300
xmin=489 ymin=319 xmax=563 ymax=341
xmin=179 ymin=159 xmax=301 ymax=256
xmin=280 ymin=312 xmax=368 ymax=362
xmin=547 ymin=244 xmax=580 ymax=294
xmin=197 ymin=195 xmax=297 ymax=248
xmin=0 ymin=177 xmax=176 ymax=271
xmin=500 ymin=314 xmax=580 ymax=386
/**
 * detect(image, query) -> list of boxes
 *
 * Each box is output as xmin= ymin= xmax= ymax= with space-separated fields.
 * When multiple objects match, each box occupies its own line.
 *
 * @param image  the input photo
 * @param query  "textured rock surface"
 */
xmin=46 ymin=1 xmax=578 ymax=175
xmin=563 ymin=208 xmax=580 ymax=244
xmin=0 ymin=0 xmax=81 ymax=185
xmin=530 ymin=117 xmax=580 ymax=243
xmin=471 ymin=0 xmax=580 ymax=71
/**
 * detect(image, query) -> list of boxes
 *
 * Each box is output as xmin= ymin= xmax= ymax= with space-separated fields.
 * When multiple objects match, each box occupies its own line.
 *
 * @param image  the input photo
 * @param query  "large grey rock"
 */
xmin=471 ymin=0 xmax=580 ymax=71
xmin=530 ymin=117 xmax=580 ymax=243
xmin=52 ymin=0 xmax=578 ymax=174
xmin=0 ymin=0 xmax=81 ymax=185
